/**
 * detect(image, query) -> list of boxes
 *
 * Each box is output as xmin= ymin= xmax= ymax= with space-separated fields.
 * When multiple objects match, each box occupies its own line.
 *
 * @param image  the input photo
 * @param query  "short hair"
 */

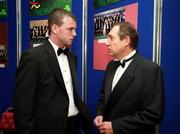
xmin=114 ymin=22 xmax=139 ymax=49
xmin=48 ymin=8 xmax=76 ymax=30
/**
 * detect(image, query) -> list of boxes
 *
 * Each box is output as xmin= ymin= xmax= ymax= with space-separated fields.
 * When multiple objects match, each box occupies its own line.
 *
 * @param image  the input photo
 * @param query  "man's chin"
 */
xmin=108 ymin=52 xmax=113 ymax=56
xmin=65 ymin=44 xmax=72 ymax=48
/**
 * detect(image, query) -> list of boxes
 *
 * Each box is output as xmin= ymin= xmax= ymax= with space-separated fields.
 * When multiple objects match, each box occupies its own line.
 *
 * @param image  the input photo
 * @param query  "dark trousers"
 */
xmin=66 ymin=114 xmax=80 ymax=134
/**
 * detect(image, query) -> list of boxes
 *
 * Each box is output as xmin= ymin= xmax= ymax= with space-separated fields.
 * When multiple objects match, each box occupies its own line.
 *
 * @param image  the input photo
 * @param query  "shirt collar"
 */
xmin=48 ymin=38 xmax=67 ymax=56
xmin=48 ymin=38 xmax=59 ymax=55
xmin=123 ymin=50 xmax=136 ymax=60
xmin=115 ymin=50 xmax=136 ymax=62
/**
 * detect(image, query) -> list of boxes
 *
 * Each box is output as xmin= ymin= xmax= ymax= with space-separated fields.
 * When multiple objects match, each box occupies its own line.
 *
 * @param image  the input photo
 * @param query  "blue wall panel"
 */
xmin=71 ymin=0 xmax=83 ymax=96
xmin=0 ymin=0 xmax=16 ymax=115
xmin=22 ymin=0 xmax=30 ymax=51
xmin=160 ymin=0 xmax=180 ymax=134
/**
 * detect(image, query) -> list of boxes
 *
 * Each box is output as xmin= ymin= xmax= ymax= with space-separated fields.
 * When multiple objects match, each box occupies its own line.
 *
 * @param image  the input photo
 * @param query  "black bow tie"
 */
xmin=57 ymin=48 xmax=68 ymax=56
xmin=114 ymin=54 xmax=135 ymax=68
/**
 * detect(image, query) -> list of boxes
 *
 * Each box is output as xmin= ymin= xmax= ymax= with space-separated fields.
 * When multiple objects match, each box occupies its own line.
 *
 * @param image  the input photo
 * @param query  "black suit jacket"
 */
xmin=13 ymin=41 xmax=91 ymax=134
xmin=96 ymin=54 xmax=164 ymax=134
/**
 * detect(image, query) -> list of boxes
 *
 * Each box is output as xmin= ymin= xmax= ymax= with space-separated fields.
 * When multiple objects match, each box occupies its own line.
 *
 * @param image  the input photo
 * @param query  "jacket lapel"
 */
xmin=67 ymin=53 xmax=78 ymax=97
xmin=104 ymin=61 xmax=118 ymax=103
xmin=104 ymin=55 xmax=139 ymax=117
xmin=43 ymin=41 xmax=66 ymax=91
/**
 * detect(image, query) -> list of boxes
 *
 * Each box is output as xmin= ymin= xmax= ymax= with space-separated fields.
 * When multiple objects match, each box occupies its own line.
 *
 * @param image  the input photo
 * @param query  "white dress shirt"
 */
xmin=49 ymin=39 xmax=79 ymax=117
xmin=112 ymin=50 xmax=136 ymax=91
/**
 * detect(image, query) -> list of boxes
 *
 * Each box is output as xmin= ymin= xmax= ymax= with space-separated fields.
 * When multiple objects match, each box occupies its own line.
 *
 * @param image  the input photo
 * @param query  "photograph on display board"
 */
xmin=30 ymin=0 xmax=72 ymax=16
xmin=30 ymin=19 xmax=49 ymax=47
xmin=94 ymin=8 xmax=125 ymax=38
xmin=94 ymin=2 xmax=138 ymax=70
xmin=0 ymin=0 xmax=7 ymax=17
xmin=0 ymin=21 xmax=8 ymax=68
xmin=94 ymin=0 xmax=122 ymax=9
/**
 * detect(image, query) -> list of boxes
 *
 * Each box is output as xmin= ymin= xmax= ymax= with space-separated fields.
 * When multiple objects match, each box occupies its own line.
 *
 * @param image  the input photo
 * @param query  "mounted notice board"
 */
xmin=93 ymin=2 xmax=138 ymax=70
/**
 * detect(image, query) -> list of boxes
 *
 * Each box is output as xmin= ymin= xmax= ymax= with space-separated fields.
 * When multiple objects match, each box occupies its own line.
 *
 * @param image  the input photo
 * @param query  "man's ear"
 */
xmin=51 ymin=24 xmax=59 ymax=34
xmin=124 ymin=36 xmax=131 ymax=47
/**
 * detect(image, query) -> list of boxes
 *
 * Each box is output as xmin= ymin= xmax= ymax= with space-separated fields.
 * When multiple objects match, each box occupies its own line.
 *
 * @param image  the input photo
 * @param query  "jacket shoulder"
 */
xmin=136 ymin=55 xmax=162 ymax=74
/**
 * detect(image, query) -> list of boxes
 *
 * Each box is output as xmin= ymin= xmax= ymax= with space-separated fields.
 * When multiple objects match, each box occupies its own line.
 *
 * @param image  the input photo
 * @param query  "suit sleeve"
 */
xmin=95 ymin=82 xmax=106 ymax=116
xmin=13 ymin=51 xmax=37 ymax=134
xmin=95 ymin=62 xmax=112 ymax=116
xmin=112 ymin=66 xmax=164 ymax=134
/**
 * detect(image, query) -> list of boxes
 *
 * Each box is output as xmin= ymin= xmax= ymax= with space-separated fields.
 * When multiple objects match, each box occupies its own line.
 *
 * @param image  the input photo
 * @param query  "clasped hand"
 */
xmin=94 ymin=116 xmax=114 ymax=134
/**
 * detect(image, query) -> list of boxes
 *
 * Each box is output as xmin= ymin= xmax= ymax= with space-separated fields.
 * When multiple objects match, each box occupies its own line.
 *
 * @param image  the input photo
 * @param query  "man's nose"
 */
xmin=72 ymin=30 xmax=77 ymax=36
xmin=106 ymin=39 xmax=110 ymax=46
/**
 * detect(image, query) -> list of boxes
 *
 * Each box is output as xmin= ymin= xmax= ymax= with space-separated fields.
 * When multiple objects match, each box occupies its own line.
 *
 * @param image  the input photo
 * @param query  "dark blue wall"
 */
xmin=0 ymin=0 xmax=16 ymax=114
xmin=160 ymin=0 xmax=180 ymax=134
xmin=71 ymin=0 xmax=83 ymax=96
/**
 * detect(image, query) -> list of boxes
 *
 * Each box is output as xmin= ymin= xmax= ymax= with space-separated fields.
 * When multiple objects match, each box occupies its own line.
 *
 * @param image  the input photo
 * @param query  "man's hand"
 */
xmin=94 ymin=115 xmax=103 ymax=129
xmin=99 ymin=121 xmax=114 ymax=134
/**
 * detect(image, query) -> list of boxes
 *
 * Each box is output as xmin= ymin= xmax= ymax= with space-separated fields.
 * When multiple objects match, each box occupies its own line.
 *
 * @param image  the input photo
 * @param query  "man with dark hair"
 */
xmin=14 ymin=8 xmax=91 ymax=134
xmin=94 ymin=22 xmax=164 ymax=134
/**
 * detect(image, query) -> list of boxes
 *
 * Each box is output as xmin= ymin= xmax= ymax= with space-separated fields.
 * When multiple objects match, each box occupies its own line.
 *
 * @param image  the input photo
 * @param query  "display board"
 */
xmin=0 ymin=0 xmax=7 ymax=17
xmin=29 ymin=0 xmax=72 ymax=47
xmin=30 ymin=0 xmax=72 ymax=16
xmin=93 ymin=3 xmax=138 ymax=70
xmin=0 ymin=22 xmax=8 ymax=67
xmin=30 ymin=19 xmax=48 ymax=47
xmin=94 ymin=0 xmax=122 ymax=8
xmin=0 ymin=0 xmax=17 ymax=115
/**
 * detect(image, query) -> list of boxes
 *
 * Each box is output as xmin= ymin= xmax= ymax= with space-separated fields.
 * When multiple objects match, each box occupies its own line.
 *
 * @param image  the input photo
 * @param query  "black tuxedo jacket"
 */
xmin=13 ymin=41 xmax=91 ymax=134
xmin=96 ymin=54 xmax=164 ymax=134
